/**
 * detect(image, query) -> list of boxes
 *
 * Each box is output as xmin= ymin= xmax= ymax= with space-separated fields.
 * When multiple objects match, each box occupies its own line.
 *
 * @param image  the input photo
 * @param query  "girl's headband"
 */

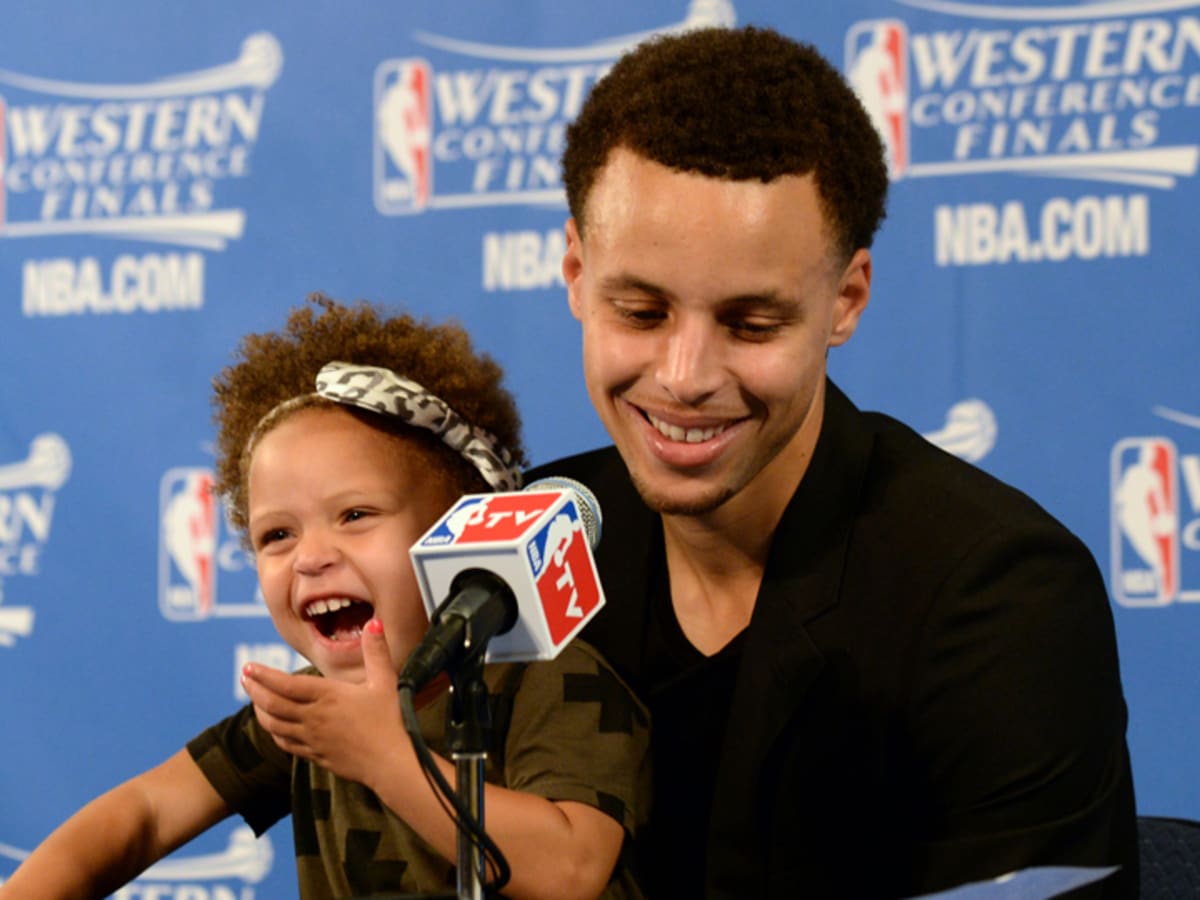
xmin=246 ymin=361 xmax=523 ymax=492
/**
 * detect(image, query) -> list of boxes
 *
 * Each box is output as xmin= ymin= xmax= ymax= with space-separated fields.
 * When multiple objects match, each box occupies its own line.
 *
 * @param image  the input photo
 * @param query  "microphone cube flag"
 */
xmin=409 ymin=488 xmax=606 ymax=662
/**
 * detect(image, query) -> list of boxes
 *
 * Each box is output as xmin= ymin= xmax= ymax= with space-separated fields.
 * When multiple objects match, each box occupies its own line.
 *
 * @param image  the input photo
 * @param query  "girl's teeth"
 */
xmin=305 ymin=597 xmax=354 ymax=618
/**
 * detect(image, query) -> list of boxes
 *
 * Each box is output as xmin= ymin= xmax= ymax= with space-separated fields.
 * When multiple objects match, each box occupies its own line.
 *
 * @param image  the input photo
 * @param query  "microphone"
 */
xmin=399 ymin=477 xmax=605 ymax=691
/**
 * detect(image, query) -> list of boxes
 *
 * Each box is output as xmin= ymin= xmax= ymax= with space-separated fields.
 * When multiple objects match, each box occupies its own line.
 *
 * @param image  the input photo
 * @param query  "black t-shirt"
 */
xmin=639 ymin=554 xmax=744 ymax=898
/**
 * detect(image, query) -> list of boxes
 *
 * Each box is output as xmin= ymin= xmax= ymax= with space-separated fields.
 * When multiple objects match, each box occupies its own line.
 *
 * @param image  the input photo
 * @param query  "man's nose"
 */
xmin=656 ymin=318 xmax=723 ymax=405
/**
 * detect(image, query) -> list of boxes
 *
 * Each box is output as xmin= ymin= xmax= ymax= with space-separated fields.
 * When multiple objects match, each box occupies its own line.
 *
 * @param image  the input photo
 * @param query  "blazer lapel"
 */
xmin=706 ymin=381 xmax=875 ymax=893
xmin=575 ymin=447 xmax=661 ymax=692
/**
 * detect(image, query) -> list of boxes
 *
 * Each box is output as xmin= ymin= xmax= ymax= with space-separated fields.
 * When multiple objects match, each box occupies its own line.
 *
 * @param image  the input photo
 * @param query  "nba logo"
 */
xmin=422 ymin=496 xmax=486 ymax=546
xmin=845 ymin=20 xmax=909 ymax=178
xmin=1111 ymin=438 xmax=1179 ymax=607
xmin=159 ymin=467 xmax=218 ymax=620
xmin=374 ymin=58 xmax=433 ymax=214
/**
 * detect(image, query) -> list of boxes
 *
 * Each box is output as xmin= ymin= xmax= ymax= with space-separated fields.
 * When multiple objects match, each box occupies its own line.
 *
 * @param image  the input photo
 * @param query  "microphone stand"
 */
xmin=445 ymin=651 xmax=491 ymax=900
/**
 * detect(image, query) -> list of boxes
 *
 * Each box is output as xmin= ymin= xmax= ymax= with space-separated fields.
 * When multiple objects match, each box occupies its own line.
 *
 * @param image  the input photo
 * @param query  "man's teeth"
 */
xmin=647 ymin=414 xmax=727 ymax=443
xmin=305 ymin=597 xmax=356 ymax=618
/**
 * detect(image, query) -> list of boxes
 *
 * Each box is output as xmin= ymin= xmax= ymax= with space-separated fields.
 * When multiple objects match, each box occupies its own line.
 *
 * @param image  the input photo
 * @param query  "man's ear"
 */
xmin=563 ymin=217 xmax=584 ymax=321
xmin=829 ymin=248 xmax=871 ymax=347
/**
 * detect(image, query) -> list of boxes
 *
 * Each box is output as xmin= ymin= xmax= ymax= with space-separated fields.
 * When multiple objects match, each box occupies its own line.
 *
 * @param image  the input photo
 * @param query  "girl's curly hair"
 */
xmin=212 ymin=293 xmax=527 ymax=534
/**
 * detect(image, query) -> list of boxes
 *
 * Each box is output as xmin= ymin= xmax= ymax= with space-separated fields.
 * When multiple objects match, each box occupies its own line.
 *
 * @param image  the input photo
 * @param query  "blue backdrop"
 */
xmin=1 ymin=1 xmax=1197 ymax=896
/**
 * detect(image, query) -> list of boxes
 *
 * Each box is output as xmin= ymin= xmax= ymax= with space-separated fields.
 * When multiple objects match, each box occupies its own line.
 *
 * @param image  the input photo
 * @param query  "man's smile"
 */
xmin=644 ymin=411 xmax=731 ymax=444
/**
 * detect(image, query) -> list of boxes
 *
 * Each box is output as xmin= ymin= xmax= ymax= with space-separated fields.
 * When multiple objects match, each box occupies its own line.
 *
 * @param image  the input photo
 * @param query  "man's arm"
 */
xmin=0 ymin=749 xmax=232 ymax=899
xmin=908 ymin=523 xmax=1136 ymax=896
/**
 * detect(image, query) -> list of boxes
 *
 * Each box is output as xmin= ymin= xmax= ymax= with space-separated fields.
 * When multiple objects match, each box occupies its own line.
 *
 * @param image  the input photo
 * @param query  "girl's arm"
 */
xmin=1 ymin=749 xmax=231 ymax=899
xmin=241 ymin=620 xmax=626 ymax=900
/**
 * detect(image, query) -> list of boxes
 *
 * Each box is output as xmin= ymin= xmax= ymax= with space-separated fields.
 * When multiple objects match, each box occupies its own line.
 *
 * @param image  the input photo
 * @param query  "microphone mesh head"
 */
xmin=524 ymin=476 xmax=602 ymax=549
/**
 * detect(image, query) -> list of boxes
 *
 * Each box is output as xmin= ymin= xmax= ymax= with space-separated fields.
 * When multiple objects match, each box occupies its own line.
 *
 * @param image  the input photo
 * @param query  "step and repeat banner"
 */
xmin=1 ymin=1 xmax=1197 ymax=896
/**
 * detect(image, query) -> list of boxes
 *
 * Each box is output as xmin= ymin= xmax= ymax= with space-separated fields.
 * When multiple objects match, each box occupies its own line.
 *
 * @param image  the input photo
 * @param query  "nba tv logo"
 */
xmin=529 ymin=506 xmax=601 ymax=645
xmin=845 ymin=20 xmax=909 ymax=179
xmin=374 ymin=59 xmax=433 ymax=214
xmin=1110 ymin=437 xmax=1200 ymax=607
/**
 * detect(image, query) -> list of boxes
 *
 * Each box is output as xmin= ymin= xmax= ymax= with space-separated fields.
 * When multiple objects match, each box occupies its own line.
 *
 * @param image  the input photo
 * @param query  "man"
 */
xmin=530 ymin=25 xmax=1137 ymax=899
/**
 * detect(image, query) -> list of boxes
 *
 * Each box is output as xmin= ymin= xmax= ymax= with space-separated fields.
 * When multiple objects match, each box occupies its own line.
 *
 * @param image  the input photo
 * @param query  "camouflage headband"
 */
xmin=313 ymin=361 xmax=523 ymax=492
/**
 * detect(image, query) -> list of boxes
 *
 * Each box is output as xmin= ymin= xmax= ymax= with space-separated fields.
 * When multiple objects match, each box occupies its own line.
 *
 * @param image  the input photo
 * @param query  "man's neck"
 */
xmin=660 ymin=393 xmax=825 ymax=655
xmin=661 ymin=517 xmax=767 ymax=655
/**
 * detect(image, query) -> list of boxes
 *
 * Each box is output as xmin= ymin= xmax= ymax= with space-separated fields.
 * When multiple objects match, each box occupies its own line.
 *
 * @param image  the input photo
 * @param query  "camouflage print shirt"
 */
xmin=187 ymin=640 xmax=650 ymax=899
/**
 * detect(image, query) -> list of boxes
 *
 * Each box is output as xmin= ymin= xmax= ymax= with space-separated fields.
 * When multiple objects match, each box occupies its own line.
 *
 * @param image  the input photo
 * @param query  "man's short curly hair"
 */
xmin=562 ymin=26 xmax=889 ymax=261
xmin=213 ymin=293 xmax=527 ymax=535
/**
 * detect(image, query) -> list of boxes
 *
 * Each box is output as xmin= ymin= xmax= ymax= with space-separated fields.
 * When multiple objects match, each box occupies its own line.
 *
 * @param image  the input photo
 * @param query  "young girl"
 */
xmin=1 ymin=295 xmax=648 ymax=900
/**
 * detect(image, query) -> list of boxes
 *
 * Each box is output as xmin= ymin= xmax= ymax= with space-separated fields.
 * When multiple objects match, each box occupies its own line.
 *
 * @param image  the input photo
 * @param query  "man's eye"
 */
xmin=730 ymin=320 xmax=783 ymax=340
xmin=616 ymin=305 xmax=666 ymax=326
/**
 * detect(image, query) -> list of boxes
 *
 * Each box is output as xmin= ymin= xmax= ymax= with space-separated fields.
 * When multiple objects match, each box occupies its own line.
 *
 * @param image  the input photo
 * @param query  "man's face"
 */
xmin=563 ymin=148 xmax=871 ymax=517
xmin=247 ymin=407 xmax=453 ymax=682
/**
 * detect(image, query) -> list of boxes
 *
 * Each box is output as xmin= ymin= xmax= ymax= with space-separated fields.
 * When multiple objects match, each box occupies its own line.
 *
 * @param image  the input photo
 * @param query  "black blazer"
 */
xmin=530 ymin=381 xmax=1137 ymax=898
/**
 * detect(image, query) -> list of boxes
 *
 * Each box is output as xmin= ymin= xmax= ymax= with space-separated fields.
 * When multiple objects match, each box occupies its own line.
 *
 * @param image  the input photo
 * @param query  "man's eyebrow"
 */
xmin=598 ymin=273 xmax=671 ymax=298
xmin=719 ymin=292 xmax=804 ymax=316
xmin=598 ymin=276 xmax=802 ymax=313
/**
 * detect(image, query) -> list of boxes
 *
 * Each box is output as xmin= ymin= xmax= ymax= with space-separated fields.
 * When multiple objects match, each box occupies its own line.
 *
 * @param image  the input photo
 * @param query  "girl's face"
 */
xmin=246 ymin=406 xmax=455 ymax=682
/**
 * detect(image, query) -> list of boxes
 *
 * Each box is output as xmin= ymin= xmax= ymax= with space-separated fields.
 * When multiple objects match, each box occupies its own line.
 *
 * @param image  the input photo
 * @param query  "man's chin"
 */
xmin=630 ymin=472 xmax=735 ymax=517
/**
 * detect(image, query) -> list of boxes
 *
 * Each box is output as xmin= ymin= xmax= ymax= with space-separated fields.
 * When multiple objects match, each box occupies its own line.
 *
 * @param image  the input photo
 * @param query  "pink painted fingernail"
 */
xmin=366 ymin=619 xmax=384 ymax=635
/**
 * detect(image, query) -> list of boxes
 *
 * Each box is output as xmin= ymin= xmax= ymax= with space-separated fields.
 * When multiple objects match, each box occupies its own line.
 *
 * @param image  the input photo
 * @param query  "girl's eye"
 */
xmin=256 ymin=528 xmax=289 ymax=548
